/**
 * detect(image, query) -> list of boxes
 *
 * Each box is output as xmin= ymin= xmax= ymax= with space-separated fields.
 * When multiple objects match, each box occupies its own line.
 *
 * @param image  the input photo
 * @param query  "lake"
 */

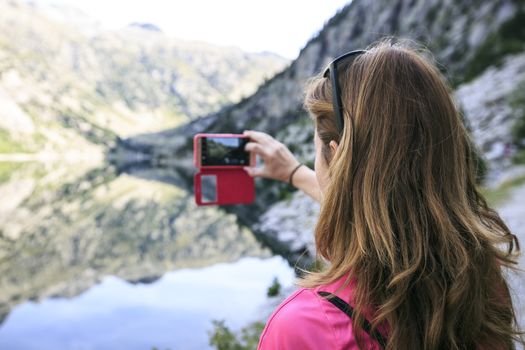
xmin=0 ymin=161 xmax=296 ymax=350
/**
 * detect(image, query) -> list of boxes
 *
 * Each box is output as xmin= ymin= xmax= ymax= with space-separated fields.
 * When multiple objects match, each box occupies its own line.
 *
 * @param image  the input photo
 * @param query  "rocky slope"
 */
xmin=0 ymin=0 xmax=288 ymax=155
xmin=497 ymin=176 xmax=525 ymax=332
xmin=118 ymin=0 xmax=525 ymax=264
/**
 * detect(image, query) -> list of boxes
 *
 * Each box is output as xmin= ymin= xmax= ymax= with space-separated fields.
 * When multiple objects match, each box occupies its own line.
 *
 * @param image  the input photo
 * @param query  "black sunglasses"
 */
xmin=323 ymin=50 xmax=367 ymax=133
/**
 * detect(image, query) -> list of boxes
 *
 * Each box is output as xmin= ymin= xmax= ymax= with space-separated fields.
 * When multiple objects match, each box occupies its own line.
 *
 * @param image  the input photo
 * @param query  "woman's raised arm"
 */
xmin=243 ymin=130 xmax=321 ymax=203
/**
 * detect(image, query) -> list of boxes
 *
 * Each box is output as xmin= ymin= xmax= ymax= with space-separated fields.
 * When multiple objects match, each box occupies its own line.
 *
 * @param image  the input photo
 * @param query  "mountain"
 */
xmin=128 ymin=22 xmax=163 ymax=32
xmin=117 ymin=0 xmax=525 ymax=263
xmin=0 ymin=0 xmax=289 ymax=156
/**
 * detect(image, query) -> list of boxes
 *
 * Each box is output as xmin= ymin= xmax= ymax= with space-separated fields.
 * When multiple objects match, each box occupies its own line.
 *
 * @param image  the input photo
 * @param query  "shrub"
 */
xmin=463 ymin=10 xmax=525 ymax=83
xmin=0 ymin=129 xmax=26 ymax=153
xmin=510 ymin=80 xmax=525 ymax=159
xmin=209 ymin=320 xmax=265 ymax=350
xmin=267 ymin=277 xmax=281 ymax=297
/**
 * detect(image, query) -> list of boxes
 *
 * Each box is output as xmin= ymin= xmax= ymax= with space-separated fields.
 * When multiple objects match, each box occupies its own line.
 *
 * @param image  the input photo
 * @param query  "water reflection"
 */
xmin=0 ymin=161 xmax=290 ymax=349
xmin=0 ymin=256 xmax=294 ymax=350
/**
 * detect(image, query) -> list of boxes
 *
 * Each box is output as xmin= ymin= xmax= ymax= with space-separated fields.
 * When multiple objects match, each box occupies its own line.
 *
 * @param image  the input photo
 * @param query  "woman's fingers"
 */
xmin=243 ymin=130 xmax=300 ymax=182
xmin=243 ymin=166 xmax=265 ymax=177
xmin=245 ymin=142 xmax=269 ymax=157
xmin=243 ymin=130 xmax=272 ymax=145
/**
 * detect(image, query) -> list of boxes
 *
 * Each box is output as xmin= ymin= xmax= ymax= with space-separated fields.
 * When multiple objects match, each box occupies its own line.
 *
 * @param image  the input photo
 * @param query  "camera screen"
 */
xmin=201 ymin=137 xmax=250 ymax=166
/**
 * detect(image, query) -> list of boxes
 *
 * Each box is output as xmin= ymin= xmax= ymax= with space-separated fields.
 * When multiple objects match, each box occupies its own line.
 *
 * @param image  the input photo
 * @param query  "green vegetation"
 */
xmin=509 ymin=80 xmax=525 ymax=163
xmin=209 ymin=320 xmax=265 ymax=350
xmin=425 ymin=4 xmax=439 ymax=23
xmin=267 ymin=277 xmax=281 ymax=297
xmin=475 ymin=80 xmax=525 ymax=203
xmin=299 ymin=257 xmax=327 ymax=276
xmin=472 ymin=146 xmax=488 ymax=185
xmin=479 ymin=174 xmax=525 ymax=207
xmin=0 ymin=162 xmax=24 ymax=183
xmin=512 ymin=149 xmax=525 ymax=164
xmin=277 ymin=182 xmax=294 ymax=201
xmin=0 ymin=129 xmax=27 ymax=153
xmin=209 ymin=275 xmax=291 ymax=350
xmin=58 ymin=107 xmax=116 ymax=146
xmin=463 ymin=10 xmax=525 ymax=82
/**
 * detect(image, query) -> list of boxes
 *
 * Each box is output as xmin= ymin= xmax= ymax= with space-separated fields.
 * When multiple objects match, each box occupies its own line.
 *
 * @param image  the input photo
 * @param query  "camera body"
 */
xmin=193 ymin=133 xmax=255 ymax=206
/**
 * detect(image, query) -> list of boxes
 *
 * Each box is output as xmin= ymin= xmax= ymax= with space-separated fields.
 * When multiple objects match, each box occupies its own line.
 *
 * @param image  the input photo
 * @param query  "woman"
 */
xmin=243 ymin=39 xmax=523 ymax=349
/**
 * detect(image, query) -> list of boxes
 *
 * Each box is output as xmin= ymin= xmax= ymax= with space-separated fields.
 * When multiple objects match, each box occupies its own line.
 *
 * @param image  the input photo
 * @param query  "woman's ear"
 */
xmin=329 ymin=140 xmax=338 ymax=154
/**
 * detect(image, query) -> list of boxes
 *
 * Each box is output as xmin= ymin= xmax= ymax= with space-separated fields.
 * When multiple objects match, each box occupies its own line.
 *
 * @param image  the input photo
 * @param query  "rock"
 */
xmin=495 ymin=181 xmax=525 ymax=332
xmin=258 ymin=191 xmax=319 ymax=258
xmin=455 ymin=52 xmax=525 ymax=168
xmin=0 ymin=88 xmax=35 ymax=135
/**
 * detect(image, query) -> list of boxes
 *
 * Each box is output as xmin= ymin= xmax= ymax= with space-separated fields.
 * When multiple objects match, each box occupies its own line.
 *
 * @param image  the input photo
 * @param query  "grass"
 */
xmin=0 ymin=162 xmax=25 ymax=184
xmin=510 ymin=80 xmax=525 ymax=160
xmin=479 ymin=174 xmax=525 ymax=207
xmin=208 ymin=320 xmax=265 ymax=350
xmin=0 ymin=129 xmax=28 ymax=153
xmin=512 ymin=149 xmax=525 ymax=165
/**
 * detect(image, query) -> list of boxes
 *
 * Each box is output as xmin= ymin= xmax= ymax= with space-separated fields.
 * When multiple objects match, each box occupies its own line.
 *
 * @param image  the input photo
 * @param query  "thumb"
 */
xmin=243 ymin=166 xmax=265 ymax=178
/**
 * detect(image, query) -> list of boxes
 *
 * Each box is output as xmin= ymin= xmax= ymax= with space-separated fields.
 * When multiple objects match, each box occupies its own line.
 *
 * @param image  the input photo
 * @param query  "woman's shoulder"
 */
xmin=257 ymin=287 xmax=339 ymax=350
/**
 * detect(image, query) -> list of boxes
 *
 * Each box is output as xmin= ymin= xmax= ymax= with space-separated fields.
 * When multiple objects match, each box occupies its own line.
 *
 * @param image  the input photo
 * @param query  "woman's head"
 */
xmin=307 ymin=40 xmax=466 ymax=197
xmin=302 ymin=38 xmax=522 ymax=349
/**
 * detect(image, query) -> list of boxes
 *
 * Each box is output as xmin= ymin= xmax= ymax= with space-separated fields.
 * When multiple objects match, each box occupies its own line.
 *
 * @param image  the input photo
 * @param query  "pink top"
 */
xmin=257 ymin=272 xmax=386 ymax=350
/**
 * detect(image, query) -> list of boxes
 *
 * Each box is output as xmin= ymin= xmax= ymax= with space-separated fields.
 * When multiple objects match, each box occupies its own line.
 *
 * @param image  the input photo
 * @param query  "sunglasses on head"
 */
xmin=323 ymin=50 xmax=367 ymax=134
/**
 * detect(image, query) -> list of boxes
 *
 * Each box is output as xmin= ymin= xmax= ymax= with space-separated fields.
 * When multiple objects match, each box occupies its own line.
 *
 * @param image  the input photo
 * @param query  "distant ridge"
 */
xmin=128 ymin=22 xmax=162 ymax=32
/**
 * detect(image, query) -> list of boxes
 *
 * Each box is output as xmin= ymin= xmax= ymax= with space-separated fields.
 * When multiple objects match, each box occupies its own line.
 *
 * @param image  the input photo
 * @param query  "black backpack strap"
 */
xmin=318 ymin=291 xmax=387 ymax=349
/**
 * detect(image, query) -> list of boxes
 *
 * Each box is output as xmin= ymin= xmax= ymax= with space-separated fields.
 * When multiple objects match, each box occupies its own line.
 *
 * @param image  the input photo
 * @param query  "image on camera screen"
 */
xmin=201 ymin=137 xmax=249 ymax=166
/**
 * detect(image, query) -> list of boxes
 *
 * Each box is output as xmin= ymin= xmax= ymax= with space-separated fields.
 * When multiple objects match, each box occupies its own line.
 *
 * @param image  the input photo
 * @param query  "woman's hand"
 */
xmin=243 ymin=130 xmax=322 ymax=203
xmin=243 ymin=130 xmax=300 ymax=182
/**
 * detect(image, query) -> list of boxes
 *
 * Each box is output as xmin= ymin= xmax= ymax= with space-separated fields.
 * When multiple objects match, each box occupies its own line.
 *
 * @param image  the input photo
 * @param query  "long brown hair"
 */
xmin=301 ymin=38 xmax=522 ymax=349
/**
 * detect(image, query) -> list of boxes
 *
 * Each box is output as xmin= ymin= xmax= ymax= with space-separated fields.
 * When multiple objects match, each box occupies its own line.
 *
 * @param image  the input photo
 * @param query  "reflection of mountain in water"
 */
xmin=0 ymin=162 xmax=270 ymax=324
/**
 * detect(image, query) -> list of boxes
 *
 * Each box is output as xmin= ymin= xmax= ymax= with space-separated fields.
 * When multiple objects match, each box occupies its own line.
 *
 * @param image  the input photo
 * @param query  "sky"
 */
xmin=38 ymin=0 xmax=351 ymax=59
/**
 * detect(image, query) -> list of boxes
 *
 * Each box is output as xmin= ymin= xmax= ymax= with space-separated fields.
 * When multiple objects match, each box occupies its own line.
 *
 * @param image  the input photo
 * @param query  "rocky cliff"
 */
xmin=119 ymin=0 xmax=525 ymax=263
